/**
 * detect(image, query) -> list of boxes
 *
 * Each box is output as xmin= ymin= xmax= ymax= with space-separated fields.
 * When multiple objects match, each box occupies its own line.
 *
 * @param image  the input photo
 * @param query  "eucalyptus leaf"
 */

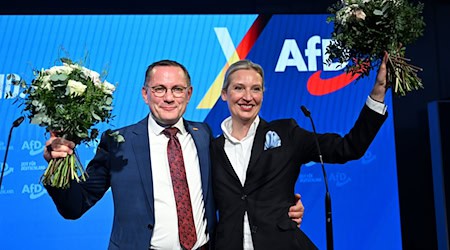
xmin=373 ymin=9 xmax=383 ymax=16
xmin=91 ymin=111 xmax=101 ymax=121
xmin=50 ymin=74 xmax=68 ymax=81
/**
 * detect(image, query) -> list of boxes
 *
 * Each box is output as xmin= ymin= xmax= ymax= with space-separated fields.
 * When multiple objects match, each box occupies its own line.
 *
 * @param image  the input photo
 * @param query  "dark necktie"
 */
xmin=163 ymin=127 xmax=197 ymax=250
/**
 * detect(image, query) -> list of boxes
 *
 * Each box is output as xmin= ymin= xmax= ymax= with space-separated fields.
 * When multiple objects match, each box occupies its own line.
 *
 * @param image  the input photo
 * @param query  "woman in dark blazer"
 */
xmin=211 ymin=58 xmax=389 ymax=250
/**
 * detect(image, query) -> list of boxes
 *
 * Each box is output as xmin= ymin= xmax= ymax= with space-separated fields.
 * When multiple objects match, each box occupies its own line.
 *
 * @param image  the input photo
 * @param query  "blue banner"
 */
xmin=0 ymin=14 xmax=401 ymax=250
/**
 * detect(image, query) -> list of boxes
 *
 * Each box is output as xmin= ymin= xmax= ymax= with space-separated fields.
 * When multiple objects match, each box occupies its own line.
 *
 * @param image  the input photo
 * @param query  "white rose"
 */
xmin=91 ymin=74 xmax=102 ymax=86
xmin=40 ymin=75 xmax=52 ymax=90
xmin=353 ymin=9 xmax=366 ymax=21
xmin=66 ymin=79 xmax=87 ymax=96
xmin=62 ymin=65 xmax=73 ymax=74
xmin=46 ymin=65 xmax=73 ymax=75
xmin=93 ymin=78 xmax=102 ymax=88
xmin=79 ymin=66 xmax=100 ymax=80
xmin=79 ymin=66 xmax=103 ymax=86
xmin=45 ymin=66 xmax=60 ymax=75
xmin=68 ymin=63 xmax=81 ymax=71
xmin=101 ymin=80 xmax=116 ymax=95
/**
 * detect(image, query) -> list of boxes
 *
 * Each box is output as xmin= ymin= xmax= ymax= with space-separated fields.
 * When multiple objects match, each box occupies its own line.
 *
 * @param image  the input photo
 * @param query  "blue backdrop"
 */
xmin=0 ymin=15 xmax=401 ymax=249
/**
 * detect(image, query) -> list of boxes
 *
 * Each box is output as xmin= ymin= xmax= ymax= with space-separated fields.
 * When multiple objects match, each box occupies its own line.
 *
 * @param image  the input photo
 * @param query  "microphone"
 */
xmin=13 ymin=116 xmax=25 ymax=127
xmin=0 ymin=116 xmax=25 ymax=187
xmin=300 ymin=105 xmax=334 ymax=250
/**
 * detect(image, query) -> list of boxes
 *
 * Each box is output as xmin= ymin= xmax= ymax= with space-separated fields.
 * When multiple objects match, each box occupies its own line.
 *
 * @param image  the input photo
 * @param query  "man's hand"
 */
xmin=370 ymin=52 xmax=389 ymax=103
xmin=288 ymin=194 xmax=304 ymax=227
xmin=44 ymin=132 xmax=75 ymax=162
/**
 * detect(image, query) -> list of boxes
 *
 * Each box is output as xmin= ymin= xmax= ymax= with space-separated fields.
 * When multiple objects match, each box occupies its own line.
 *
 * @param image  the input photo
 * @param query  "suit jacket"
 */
xmin=46 ymin=116 xmax=216 ymax=250
xmin=211 ymin=105 xmax=387 ymax=250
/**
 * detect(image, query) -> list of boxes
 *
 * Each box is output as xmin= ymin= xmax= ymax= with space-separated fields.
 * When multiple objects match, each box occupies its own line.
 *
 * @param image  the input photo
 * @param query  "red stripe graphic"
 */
xmin=307 ymin=71 xmax=360 ymax=96
xmin=235 ymin=14 xmax=272 ymax=59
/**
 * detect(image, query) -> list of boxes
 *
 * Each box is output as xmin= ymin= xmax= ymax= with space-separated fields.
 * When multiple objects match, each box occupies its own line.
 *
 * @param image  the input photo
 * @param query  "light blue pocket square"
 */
xmin=264 ymin=131 xmax=281 ymax=150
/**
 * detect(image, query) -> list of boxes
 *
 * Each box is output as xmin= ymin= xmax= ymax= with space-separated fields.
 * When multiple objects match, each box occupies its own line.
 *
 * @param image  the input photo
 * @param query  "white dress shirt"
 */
xmin=148 ymin=115 xmax=208 ymax=250
xmin=366 ymin=95 xmax=387 ymax=115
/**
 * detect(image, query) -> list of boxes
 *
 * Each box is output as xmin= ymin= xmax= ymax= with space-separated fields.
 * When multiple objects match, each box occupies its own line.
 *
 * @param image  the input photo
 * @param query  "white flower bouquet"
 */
xmin=16 ymin=58 xmax=119 ymax=188
xmin=326 ymin=0 xmax=425 ymax=96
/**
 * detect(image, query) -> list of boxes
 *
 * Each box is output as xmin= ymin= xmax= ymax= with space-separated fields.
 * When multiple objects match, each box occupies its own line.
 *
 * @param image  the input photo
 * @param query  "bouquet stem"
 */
xmin=386 ymin=52 xmax=424 ymax=96
xmin=41 ymin=149 xmax=88 ymax=189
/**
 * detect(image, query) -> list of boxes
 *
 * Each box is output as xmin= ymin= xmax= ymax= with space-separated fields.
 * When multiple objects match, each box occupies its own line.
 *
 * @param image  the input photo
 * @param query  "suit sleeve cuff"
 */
xmin=366 ymin=96 xmax=387 ymax=115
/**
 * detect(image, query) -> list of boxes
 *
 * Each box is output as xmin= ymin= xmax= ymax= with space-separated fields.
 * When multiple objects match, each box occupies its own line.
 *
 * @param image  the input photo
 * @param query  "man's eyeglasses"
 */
xmin=148 ymin=86 xmax=188 ymax=98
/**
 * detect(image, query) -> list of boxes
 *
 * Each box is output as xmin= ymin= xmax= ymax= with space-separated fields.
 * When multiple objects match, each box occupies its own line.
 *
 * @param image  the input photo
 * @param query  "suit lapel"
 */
xmin=131 ymin=116 xmax=154 ymax=216
xmin=215 ymin=135 xmax=242 ymax=184
xmin=247 ymin=119 xmax=268 ymax=170
xmin=244 ymin=119 xmax=272 ymax=193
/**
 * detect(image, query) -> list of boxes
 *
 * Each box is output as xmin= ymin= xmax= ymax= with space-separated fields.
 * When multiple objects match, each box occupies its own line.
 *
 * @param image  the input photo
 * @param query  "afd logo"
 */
xmin=0 ymin=73 xmax=25 ymax=99
xmin=275 ymin=35 xmax=360 ymax=96
xmin=0 ymin=162 xmax=14 ymax=177
xmin=22 ymin=183 xmax=47 ymax=199
xmin=329 ymin=172 xmax=352 ymax=187
xmin=361 ymin=151 xmax=377 ymax=165
xmin=22 ymin=140 xmax=45 ymax=156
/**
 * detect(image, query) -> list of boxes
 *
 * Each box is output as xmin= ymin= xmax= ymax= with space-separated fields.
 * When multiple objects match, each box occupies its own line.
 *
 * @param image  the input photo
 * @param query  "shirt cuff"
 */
xmin=366 ymin=96 xmax=387 ymax=115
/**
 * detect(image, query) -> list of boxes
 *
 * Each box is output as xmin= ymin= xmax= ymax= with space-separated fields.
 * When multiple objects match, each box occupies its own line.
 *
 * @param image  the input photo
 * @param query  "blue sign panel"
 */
xmin=0 ymin=14 xmax=401 ymax=250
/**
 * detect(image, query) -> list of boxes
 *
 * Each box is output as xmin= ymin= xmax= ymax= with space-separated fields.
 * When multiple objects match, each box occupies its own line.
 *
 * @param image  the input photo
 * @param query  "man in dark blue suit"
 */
xmin=44 ymin=60 xmax=215 ymax=249
xmin=43 ymin=59 xmax=305 ymax=250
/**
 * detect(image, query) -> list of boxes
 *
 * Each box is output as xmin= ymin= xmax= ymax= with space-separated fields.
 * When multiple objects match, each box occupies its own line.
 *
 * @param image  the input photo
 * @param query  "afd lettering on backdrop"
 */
xmin=274 ymin=36 xmax=359 ymax=96
xmin=275 ymin=36 xmax=344 ymax=73
xmin=22 ymin=140 xmax=45 ymax=156
xmin=22 ymin=183 xmax=47 ymax=200
xmin=329 ymin=172 xmax=352 ymax=187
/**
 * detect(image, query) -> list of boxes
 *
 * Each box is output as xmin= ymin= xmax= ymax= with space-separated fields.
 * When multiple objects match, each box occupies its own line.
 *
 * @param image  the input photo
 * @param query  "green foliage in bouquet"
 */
xmin=13 ymin=58 xmax=121 ymax=188
xmin=327 ymin=0 xmax=425 ymax=96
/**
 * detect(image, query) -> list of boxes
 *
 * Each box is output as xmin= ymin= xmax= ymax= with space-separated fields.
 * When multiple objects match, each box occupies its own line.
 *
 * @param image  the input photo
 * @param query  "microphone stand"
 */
xmin=301 ymin=106 xmax=333 ymax=250
xmin=0 ymin=116 xmax=25 ymax=187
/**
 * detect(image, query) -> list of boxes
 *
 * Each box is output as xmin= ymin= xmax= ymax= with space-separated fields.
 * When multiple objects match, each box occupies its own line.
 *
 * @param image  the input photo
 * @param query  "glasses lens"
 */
xmin=151 ymin=86 xmax=166 ymax=97
xmin=172 ymin=87 xmax=186 ymax=97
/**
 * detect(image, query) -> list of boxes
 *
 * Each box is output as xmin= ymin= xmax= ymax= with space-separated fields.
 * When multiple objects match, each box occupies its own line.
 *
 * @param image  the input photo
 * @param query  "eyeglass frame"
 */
xmin=146 ymin=85 xmax=190 ymax=98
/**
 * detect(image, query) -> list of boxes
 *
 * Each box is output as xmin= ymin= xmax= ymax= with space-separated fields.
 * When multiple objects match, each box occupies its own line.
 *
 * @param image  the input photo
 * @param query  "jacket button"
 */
xmin=251 ymin=226 xmax=258 ymax=233
xmin=241 ymin=194 xmax=247 ymax=200
xmin=147 ymin=224 xmax=154 ymax=229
